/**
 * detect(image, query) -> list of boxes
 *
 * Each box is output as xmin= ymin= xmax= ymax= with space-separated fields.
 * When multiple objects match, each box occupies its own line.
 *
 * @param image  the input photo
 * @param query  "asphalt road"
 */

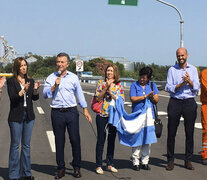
xmin=0 ymin=83 xmax=205 ymax=180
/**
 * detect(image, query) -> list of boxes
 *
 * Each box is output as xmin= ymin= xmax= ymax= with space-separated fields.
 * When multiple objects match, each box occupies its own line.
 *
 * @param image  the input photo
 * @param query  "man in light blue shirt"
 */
xmin=43 ymin=52 xmax=92 ymax=179
xmin=165 ymin=48 xmax=200 ymax=171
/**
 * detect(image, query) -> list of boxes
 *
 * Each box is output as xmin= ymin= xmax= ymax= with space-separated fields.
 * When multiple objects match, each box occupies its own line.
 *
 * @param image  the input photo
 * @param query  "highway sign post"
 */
xmin=108 ymin=0 xmax=138 ymax=6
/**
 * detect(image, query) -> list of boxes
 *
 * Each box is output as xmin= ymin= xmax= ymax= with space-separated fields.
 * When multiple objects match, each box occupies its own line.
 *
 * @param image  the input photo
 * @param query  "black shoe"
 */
xmin=21 ymin=177 xmax=34 ymax=180
xmin=73 ymin=168 xmax=81 ymax=178
xmin=133 ymin=165 xmax=141 ymax=171
xmin=202 ymin=159 xmax=207 ymax=165
xmin=184 ymin=161 xmax=194 ymax=170
xmin=142 ymin=164 xmax=151 ymax=170
xmin=166 ymin=161 xmax=174 ymax=171
xmin=55 ymin=169 xmax=65 ymax=179
xmin=10 ymin=179 xmax=20 ymax=180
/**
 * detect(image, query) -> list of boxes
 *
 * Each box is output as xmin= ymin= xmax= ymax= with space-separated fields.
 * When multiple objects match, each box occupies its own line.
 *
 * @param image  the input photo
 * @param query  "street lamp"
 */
xmin=156 ymin=0 xmax=184 ymax=47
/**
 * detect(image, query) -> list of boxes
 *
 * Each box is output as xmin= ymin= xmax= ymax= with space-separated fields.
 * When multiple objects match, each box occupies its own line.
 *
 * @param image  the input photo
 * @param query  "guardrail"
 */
xmin=79 ymin=76 xmax=166 ymax=90
xmin=35 ymin=76 xmax=166 ymax=91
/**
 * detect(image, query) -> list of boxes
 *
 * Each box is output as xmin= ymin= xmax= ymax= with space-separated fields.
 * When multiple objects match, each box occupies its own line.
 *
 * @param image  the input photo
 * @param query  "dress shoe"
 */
xmin=166 ymin=161 xmax=174 ymax=171
xmin=133 ymin=165 xmax=141 ymax=171
xmin=96 ymin=167 xmax=104 ymax=175
xmin=21 ymin=176 xmax=34 ymax=180
xmin=55 ymin=169 xmax=65 ymax=179
xmin=142 ymin=164 xmax=151 ymax=170
xmin=184 ymin=161 xmax=194 ymax=170
xmin=107 ymin=166 xmax=118 ymax=173
xmin=73 ymin=168 xmax=81 ymax=178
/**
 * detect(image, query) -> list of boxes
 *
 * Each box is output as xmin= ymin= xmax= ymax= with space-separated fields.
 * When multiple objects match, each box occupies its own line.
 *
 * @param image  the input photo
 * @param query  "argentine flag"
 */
xmin=108 ymin=96 xmax=157 ymax=147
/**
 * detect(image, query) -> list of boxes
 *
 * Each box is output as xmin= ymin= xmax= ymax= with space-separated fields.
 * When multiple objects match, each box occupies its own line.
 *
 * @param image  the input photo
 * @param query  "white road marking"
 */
xmin=37 ymin=107 xmax=45 ymax=114
xmin=159 ymin=94 xmax=170 ymax=98
xmin=46 ymin=131 xmax=56 ymax=152
xmin=158 ymin=111 xmax=167 ymax=116
xmin=124 ymin=102 xmax=132 ymax=105
xmin=83 ymin=91 xmax=94 ymax=96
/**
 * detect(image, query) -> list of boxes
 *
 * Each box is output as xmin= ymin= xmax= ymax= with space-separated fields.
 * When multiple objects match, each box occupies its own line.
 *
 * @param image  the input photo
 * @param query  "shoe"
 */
xmin=55 ymin=169 xmax=65 ymax=179
xmin=133 ymin=165 xmax=140 ymax=171
xmin=96 ymin=167 xmax=104 ymax=175
xmin=22 ymin=176 xmax=34 ymax=180
xmin=142 ymin=164 xmax=151 ymax=170
xmin=107 ymin=166 xmax=118 ymax=173
xmin=73 ymin=168 xmax=81 ymax=178
xmin=21 ymin=177 xmax=34 ymax=180
xmin=184 ymin=161 xmax=194 ymax=170
xmin=166 ymin=161 xmax=174 ymax=171
xmin=202 ymin=159 xmax=207 ymax=165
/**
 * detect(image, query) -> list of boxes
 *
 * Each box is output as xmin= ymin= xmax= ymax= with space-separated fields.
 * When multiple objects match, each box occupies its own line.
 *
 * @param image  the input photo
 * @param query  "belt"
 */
xmin=171 ymin=97 xmax=194 ymax=101
xmin=52 ymin=106 xmax=76 ymax=112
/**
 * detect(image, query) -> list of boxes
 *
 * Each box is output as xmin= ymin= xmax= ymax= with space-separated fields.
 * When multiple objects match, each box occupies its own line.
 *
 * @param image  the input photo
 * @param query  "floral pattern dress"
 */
xmin=95 ymin=79 xmax=124 ymax=117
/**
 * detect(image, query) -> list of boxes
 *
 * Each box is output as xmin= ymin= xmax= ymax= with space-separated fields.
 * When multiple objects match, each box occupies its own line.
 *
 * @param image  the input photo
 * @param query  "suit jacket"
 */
xmin=7 ymin=76 xmax=39 ymax=122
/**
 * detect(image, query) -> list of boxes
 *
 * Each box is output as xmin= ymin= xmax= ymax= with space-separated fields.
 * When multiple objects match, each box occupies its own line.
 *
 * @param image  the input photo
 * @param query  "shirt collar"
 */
xmin=175 ymin=62 xmax=190 ymax=70
xmin=55 ymin=70 xmax=70 ymax=77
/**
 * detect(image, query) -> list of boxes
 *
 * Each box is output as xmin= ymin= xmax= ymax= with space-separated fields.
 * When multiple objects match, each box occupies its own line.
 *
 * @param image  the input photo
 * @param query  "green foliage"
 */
xmin=123 ymin=70 xmax=137 ymax=79
xmin=68 ymin=61 xmax=76 ymax=73
xmin=115 ymin=62 xmax=125 ymax=76
xmin=4 ymin=63 xmax=13 ymax=73
xmin=0 ymin=64 xmax=5 ymax=73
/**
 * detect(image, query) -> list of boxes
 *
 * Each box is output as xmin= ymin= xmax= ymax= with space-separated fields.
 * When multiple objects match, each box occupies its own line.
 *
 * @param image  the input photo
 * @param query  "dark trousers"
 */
xmin=51 ymin=107 xmax=81 ymax=170
xmin=96 ymin=115 xmax=117 ymax=167
xmin=167 ymin=98 xmax=197 ymax=162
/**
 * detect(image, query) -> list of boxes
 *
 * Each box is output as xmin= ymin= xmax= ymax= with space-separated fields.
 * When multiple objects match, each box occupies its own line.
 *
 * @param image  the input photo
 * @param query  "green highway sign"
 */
xmin=108 ymin=0 xmax=138 ymax=6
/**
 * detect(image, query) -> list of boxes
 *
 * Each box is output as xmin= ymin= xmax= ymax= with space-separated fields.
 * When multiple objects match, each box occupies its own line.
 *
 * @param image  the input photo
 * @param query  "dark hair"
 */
xmin=104 ymin=64 xmax=120 ymax=84
xmin=139 ymin=67 xmax=153 ymax=80
xmin=13 ymin=57 xmax=29 ymax=80
xmin=57 ymin=52 xmax=70 ymax=63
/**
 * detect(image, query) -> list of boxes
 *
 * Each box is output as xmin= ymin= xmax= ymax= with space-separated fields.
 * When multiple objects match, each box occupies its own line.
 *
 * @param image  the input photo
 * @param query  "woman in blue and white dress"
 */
xmin=130 ymin=67 xmax=159 ymax=171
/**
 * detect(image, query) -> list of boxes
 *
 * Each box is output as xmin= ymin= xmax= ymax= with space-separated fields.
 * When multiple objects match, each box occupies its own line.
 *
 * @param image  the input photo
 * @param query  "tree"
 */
xmin=115 ymin=62 xmax=125 ymax=76
xmin=4 ymin=63 xmax=13 ymax=73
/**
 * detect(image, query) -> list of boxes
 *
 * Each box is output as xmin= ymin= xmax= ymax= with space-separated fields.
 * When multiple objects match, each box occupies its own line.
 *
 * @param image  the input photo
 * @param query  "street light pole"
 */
xmin=156 ymin=0 xmax=184 ymax=47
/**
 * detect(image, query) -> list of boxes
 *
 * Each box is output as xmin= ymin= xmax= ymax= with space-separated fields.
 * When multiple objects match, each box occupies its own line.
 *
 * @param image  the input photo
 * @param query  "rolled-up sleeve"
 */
xmin=43 ymin=77 xmax=53 ymax=99
xmin=166 ymin=67 xmax=176 ymax=94
xmin=75 ymin=76 xmax=87 ymax=108
xmin=191 ymin=67 xmax=200 ymax=92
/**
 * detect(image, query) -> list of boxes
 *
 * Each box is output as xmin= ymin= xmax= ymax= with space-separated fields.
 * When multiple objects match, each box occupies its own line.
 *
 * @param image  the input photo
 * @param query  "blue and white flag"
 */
xmin=108 ymin=96 xmax=157 ymax=147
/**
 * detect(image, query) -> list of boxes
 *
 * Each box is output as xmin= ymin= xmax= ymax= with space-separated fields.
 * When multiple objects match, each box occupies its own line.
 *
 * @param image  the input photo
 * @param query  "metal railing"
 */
xmin=36 ymin=76 xmax=166 ymax=91
xmin=79 ymin=76 xmax=166 ymax=90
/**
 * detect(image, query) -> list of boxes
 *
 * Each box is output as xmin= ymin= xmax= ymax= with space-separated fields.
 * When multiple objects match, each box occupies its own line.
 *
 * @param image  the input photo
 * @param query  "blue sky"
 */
xmin=0 ymin=0 xmax=206 ymax=66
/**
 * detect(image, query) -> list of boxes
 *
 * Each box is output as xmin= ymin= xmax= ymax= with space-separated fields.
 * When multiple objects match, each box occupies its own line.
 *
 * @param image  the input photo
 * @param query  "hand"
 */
xmin=105 ymin=78 xmax=114 ymax=89
xmin=182 ymin=72 xmax=191 ymax=83
xmin=147 ymin=91 xmax=154 ymax=98
xmin=24 ymin=82 xmax=30 ymax=91
xmin=83 ymin=108 xmax=92 ymax=123
xmin=34 ymin=80 xmax=40 ymax=90
xmin=0 ymin=76 xmax=6 ymax=89
xmin=55 ymin=77 xmax=61 ymax=87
